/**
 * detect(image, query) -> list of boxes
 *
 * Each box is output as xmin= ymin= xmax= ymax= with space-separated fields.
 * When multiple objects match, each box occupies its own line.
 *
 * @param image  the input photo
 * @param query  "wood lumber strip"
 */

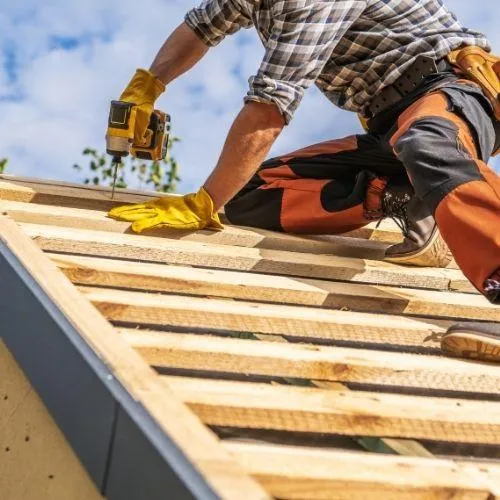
xmin=163 ymin=376 xmax=500 ymax=445
xmin=80 ymin=286 xmax=452 ymax=349
xmin=224 ymin=442 xmax=500 ymax=500
xmin=52 ymin=254 xmax=493 ymax=320
xmin=0 ymin=176 xmax=403 ymax=243
xmin=0 ymin=216 xmax=269 ymax=499
xmin=302 ymin=380 xmax=434 ymax=458
xmin=0 ymin=177 xmax=159 ymax=210
xmin=215 ymin=331 xmax=437 ymax=458
xmin=0 ymin=199 xmax=392 ymax=260
xmin=209 ymin=329 xmax=438 ymax=459
xmin=121 ymin=330 xmax=500 ymax=397
xmin=22 ymin=223 xmax=469 ymax=292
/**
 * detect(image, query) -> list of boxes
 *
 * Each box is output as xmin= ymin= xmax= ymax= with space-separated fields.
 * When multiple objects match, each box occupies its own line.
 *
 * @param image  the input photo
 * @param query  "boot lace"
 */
xmin=380 ymin=189 xmax=412 ymax=237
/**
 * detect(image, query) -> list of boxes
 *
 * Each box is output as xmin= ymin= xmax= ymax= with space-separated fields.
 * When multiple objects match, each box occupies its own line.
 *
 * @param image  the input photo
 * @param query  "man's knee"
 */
xmin=392 ymin=117 xmax=483 ymax=212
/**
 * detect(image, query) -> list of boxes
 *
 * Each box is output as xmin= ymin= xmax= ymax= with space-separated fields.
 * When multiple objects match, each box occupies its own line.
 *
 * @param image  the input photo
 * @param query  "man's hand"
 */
xmin=108 ymin=187 xmax=222 ymax=233
xmin=107 ymin=24 xmax=285 ymax=234
xmin=118 ymin=69 xmax=165 ymax=146
xmin=112 ymin=23 xmax=208 ymax=148
xmin=108 ymin=101 xmax=285 ymax=234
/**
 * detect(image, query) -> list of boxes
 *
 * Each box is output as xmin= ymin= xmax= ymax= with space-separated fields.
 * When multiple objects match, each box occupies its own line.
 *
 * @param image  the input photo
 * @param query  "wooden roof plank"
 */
xmin=80 ymin=286 xmax=451 ymax=349
xmin=0 ymin=199 xmax=392 ymax=260
xmin=22 ymin=223 xmax=468 ymax=291
xmin=121 ymin=330 xmax=500 ymax=397
xmin=224 ymin=442 xmax=500 ymax=500
xmin=0 ymin=175 xmax=403 ymax=243
xmin=163 ymin=376 xmax=500 ymax=445
xmin=0 ymin=215 xmax=269 ymax=500
xmin=5 ymin=175 xmax=496 ymax=497
xmin=0 ymin=177 xmax=159 ymax=208
xmin=51 ymin=253 xmax=492 ymax=320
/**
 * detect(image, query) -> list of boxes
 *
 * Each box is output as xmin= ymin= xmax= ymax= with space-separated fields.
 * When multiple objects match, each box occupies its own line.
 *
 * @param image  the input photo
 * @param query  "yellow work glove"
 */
xmin=119 ymin=69 xmax=165 ymax=146
xmin=108 ymin=187 xmax=223 ymax=233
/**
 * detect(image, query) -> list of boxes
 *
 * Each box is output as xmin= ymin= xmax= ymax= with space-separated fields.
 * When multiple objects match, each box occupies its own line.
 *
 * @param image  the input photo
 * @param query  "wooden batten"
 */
xmin=2 ymin=174 xmax=498 ymax=500
xmin=0 ymin=198 xmax=391 ymax=260
xmin=23 ymin=222 xmax=467 ymax=291
xmin=53 ymin=254 xmax=490 ymax=319
xmin=0 ymin=215 xmax=269 ymax=500
xmin=121 ymin=329 xmax=500 ymax=397
xmin=225 ymin=442 xmax=500 ymax=500
xmin=0 ymin=175 xmax=403 ymax=243
xmin=164 ymin=376 xmax=500 ymax=445
xmin=82 ymin=286 xmax=451 ymax=348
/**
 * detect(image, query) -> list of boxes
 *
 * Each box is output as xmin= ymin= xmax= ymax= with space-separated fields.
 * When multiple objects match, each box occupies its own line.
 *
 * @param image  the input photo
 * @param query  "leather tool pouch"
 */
xmin=447 ymin=46 xmax=500 ymax=121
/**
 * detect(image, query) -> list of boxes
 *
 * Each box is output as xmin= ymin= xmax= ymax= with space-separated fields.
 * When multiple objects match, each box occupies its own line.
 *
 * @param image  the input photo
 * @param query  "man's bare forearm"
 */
xmin=148 ymin=23 xmax=285 ymax=209
xmin=204 ymin=101 xmax=285 ymax=210
xmin=150 ymin=22 xmax=209 ymax=85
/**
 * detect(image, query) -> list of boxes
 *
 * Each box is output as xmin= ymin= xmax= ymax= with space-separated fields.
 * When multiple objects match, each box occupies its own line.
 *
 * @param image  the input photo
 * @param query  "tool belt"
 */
xmin=447 ymin=46 xmax=500 ymax=121
xmin=367 ymin=55 xmax=452 ymax=117
xmin=367 ymin=47 xmax=500 ymax=121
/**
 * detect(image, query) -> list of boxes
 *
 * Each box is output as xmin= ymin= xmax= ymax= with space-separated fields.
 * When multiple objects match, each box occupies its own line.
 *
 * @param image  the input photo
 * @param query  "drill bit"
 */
xmin=111 ymin=156 xmax=121 ymax=200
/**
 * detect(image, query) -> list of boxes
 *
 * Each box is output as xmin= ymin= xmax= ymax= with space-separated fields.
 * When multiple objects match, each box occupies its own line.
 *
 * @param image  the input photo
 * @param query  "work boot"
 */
xmin=383 ymin=193 xmax=452 ymax=268
xmin=441 ymin=322 xmax=500 ymax=362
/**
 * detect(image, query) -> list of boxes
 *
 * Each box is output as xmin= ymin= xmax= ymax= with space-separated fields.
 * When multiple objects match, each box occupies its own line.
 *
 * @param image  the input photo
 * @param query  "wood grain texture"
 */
xmin=22 ymin=223 xmax=469 ymax=291
xmin=52 ymin=254 xmax=491 ymax=320
xmin=0 ymin=176 xmax=159 ymax=211
xmin=4 ymin=175 xmax=495 ymax=498
xmin=0 ymin=216 xmax=270 ymax=500
xmin=0 ymin=175 xmax=404 ymax=243
xmin=0 ymin=199 xmax=392 ymax=260
xmin=121 ymin=330 xmax=500 ymax=397
xmin=225 ymin=442 xmax=499 ymax=500
xmin=163 ymin=376 xmax=500 ymax=445
xmin=0 ymin=341 xmax=104 ymax=500
xmin=81 ymin=287 xmax=451 ymax=349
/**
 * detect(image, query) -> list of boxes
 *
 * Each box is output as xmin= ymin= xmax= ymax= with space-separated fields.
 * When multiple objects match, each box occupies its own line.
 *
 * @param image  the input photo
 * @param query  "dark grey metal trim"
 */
xmin=0 ymin=241 xmax=220 ymax=500
xmin=106 ymin=408 xmax=198 ymax=500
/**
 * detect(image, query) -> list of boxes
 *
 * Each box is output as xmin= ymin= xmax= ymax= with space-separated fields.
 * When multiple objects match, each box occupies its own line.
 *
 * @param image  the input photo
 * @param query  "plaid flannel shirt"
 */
xmin=185 ymin=0 xmax=490 ymax=124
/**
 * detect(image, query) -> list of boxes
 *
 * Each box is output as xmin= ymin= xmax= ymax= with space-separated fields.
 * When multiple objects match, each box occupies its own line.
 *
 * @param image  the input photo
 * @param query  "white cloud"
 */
xmin=0 ymin=0 xmax=498 ymax=192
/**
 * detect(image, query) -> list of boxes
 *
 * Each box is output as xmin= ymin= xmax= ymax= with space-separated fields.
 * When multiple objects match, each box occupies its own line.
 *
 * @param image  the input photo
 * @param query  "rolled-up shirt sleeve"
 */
xmin=185 ymin=0 xmax=252 ymax=47
xmin=245 ymin=1 xmax=360 ymax=124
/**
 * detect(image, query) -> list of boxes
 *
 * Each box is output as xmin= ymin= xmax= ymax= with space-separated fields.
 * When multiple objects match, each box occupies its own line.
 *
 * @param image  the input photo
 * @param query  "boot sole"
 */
xmin=384 ymin=227 xmax=453 ymax=268
xmin=441 ymin=331 xmax=500 ymax=362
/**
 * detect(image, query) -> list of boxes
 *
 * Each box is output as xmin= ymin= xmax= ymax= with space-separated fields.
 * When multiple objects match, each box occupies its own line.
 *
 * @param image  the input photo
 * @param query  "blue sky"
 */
xmin=0 ymin=0 xmax=498 ymax=193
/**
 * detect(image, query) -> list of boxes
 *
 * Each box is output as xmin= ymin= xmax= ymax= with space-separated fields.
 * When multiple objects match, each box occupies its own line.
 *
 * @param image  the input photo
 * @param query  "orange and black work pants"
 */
xmin=225 ymin=80 xmax=500 ymax=302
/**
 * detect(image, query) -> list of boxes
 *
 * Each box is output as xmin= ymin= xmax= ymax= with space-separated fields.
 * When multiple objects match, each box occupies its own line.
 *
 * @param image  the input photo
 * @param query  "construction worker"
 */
xmin=109 ymin=0 xmax=500 ymax=362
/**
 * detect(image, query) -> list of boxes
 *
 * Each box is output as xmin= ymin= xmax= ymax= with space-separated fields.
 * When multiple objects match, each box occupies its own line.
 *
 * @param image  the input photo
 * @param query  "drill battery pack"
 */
xmin=131 ymin=110 xmax=171 ymax=161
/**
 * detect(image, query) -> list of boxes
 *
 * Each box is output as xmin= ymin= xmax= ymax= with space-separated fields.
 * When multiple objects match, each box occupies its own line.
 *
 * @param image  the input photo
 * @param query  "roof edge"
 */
xmin=0 ymin=216 xmax=223 ymax=500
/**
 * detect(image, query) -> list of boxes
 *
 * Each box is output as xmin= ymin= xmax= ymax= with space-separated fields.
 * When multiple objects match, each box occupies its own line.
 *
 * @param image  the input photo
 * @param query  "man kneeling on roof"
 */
xmin=108 ymin=0 xmax=500 ymax=362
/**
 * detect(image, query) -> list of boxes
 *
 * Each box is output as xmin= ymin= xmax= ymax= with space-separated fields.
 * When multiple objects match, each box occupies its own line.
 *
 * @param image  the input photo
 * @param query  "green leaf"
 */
xmin=0 ymin=158 xmax=8 ymax=174
xmin=75 ymin=141 xmax=181 ymax=195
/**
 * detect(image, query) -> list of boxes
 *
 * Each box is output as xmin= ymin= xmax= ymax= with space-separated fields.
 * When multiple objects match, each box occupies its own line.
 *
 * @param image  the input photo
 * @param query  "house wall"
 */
xmin=0 ymin=340 xmax=104 ymax=500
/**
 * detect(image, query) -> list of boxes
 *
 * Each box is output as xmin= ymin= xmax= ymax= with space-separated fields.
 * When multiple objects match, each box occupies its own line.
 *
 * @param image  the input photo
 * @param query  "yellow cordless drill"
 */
xmin=106 ymin=100 xmax=171 ymax=198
